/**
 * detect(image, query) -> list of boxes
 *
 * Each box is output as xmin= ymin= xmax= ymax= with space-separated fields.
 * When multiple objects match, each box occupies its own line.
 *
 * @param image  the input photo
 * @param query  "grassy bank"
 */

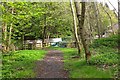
xmin=2 ymin=50 xmax=47 ymax=78
xmin=54 ymin=48 xmax=114 ymax=78
xmin=52 ymin=35 xmax=118 ymax=78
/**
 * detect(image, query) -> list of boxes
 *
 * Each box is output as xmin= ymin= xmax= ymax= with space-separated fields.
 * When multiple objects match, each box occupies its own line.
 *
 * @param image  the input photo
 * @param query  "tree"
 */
xmin=1 ymin=2 xmax=74 ymax=51
xmin=118 ymin=0 xmax=120 ymax=47
xmin=93 ymin=2 xmax=102 ymax=38
xmin=100 ymin=3 xmax=114 ymax=34
xmin=70 ymin=0 xmax=81 ymax=56
xmin=74 ymin=2 xmax=91 ymax=62
xmin=1 ymin=2 xmax=15 ymax=52
xmin=1 ymin=1 xmax=117 ymax=53
xmin=118 ymin=0 xmax=120 ymax=25
xmin=7 ymin=3 xmax=14 ymax=51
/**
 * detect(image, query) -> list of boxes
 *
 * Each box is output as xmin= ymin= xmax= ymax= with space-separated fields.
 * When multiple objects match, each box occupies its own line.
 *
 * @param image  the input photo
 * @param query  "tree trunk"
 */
xmin=100 ymin=3 xmax=115 ymax=35
xmin=7 ymin=23 xmax=12 ymax=51
xmin=42 ymin=3 xmax=47 ymax=48
xmin=94 ymin=3 xmax=101 ymax=38
xmin=47 ymin=34 xmax=50 ymax=46
xmin=1 ymin=3 xmax=7 ymax=52
xmin=4 ymin=23 xmax=7 ymax=41
xmin=21 ymin=34 xmax=24 ymax=50
xmin=42 ymin=26 xmax=46 ymax=48
xmin=70 ymin=0 xmax=81 ymax=56
xmin=86 ymin=3 xmax=95 ymax=43
xmin=42 ymin=13 xmax=47 ymax=48
xmin=118 ymin=0 xmax=120 ymax=27
xmin=74 ymin=2 xmax=91 ymax=63
xmin=86 ymin=6 xmax=93 ymax=43
xmin=2 ymin=23 xmax=7 ymax=52
xmin=118 ymin=0 xmax=120 ymax=48
xmin=7 ymin=8 xmax=14 ymax=51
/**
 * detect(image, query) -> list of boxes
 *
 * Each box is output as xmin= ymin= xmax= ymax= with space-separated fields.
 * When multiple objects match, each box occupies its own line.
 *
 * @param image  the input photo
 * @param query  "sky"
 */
xmin=100 ymin=0 xmax=118 ymax=12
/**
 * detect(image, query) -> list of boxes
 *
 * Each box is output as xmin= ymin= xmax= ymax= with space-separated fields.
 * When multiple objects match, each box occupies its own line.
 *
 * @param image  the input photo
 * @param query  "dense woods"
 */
xmin=1 ymin=2 xmax=73 ymax=51
xmin=1 ymin=0 xmax=119 ymax=79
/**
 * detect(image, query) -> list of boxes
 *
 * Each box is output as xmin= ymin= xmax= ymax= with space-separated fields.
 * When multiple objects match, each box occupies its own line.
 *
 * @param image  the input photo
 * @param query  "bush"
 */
xmin=89 ymin=52 xmax=118 ymax=65
xmin=90 ymin=35 xmax=118 ymax=48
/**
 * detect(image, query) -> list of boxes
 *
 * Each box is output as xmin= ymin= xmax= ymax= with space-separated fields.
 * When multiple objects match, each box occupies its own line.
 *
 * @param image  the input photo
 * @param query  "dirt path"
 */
xmin=35 ymin=50 xmax=68 ymax=78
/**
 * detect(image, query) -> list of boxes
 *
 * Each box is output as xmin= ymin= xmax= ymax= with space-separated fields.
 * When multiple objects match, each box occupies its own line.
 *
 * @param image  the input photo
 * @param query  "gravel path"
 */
xmin=35 ymin=50 xmax=68 ymax=78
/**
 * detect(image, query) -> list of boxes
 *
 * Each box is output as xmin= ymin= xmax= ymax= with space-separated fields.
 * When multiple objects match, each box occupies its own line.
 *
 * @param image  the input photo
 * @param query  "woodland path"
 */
xmin=35 ymin=50 xmax=68 ymax=78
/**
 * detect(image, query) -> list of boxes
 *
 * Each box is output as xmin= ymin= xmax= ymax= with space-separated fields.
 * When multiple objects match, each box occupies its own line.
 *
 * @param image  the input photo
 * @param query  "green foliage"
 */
xmin=91 ymin=35 xmax=118 ymax=48
xmin=51 ymin=34 xmax=118 ymax=78
xmin=89 ymin=52 xmax=118 ymax=65
xmin=51 ymin=47 xmax=114 ymax=78
xmin=2 ymin=50 xmax=46 ymax=78
xmin=1 ymin=2 xmax=73 ymax=40
xmin=1 ymin=1 xmax=119 ymax=78
xmin=89 ymin=35 xmax=118 ymax=78
xmin=1 ymin=2 xmax=118 ymax=50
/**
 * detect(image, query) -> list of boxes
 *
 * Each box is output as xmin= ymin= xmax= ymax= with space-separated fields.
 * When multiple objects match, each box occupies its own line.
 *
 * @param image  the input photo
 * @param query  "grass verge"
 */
xmin=52 ymin=47 xmax=118 ymax=78
xmin=2 ymin=50 xmax=47 ymax=78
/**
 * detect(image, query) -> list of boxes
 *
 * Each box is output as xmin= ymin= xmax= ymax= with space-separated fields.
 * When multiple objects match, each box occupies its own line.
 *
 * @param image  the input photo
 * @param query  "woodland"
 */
xmin=1 ymin=0 xmax=119 ymax=78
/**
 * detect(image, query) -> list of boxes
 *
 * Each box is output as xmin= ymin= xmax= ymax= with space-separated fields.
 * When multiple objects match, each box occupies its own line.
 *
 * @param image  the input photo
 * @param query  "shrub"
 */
xmin=89 ymin=52 xmax=118 ymax=65
xmin=90 ymin=35 xmax=118 ymax=48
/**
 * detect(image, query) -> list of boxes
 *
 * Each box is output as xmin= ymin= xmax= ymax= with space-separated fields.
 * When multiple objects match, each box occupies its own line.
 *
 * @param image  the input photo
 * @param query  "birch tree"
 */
xmin=7 ymin=7 xmax=14 ymax=51
xmin=2 ymin=3 xmax=9 ymax=52
xmin=70 ymin=0 xmax=81 ymax=56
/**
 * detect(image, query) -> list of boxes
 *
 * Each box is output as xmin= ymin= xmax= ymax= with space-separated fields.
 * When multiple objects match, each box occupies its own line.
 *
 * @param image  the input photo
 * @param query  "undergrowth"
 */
xmin=54 ymin=35 xmax=118 ymax=78
xmin=2 ymin=50 xmax=46 ymax=78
